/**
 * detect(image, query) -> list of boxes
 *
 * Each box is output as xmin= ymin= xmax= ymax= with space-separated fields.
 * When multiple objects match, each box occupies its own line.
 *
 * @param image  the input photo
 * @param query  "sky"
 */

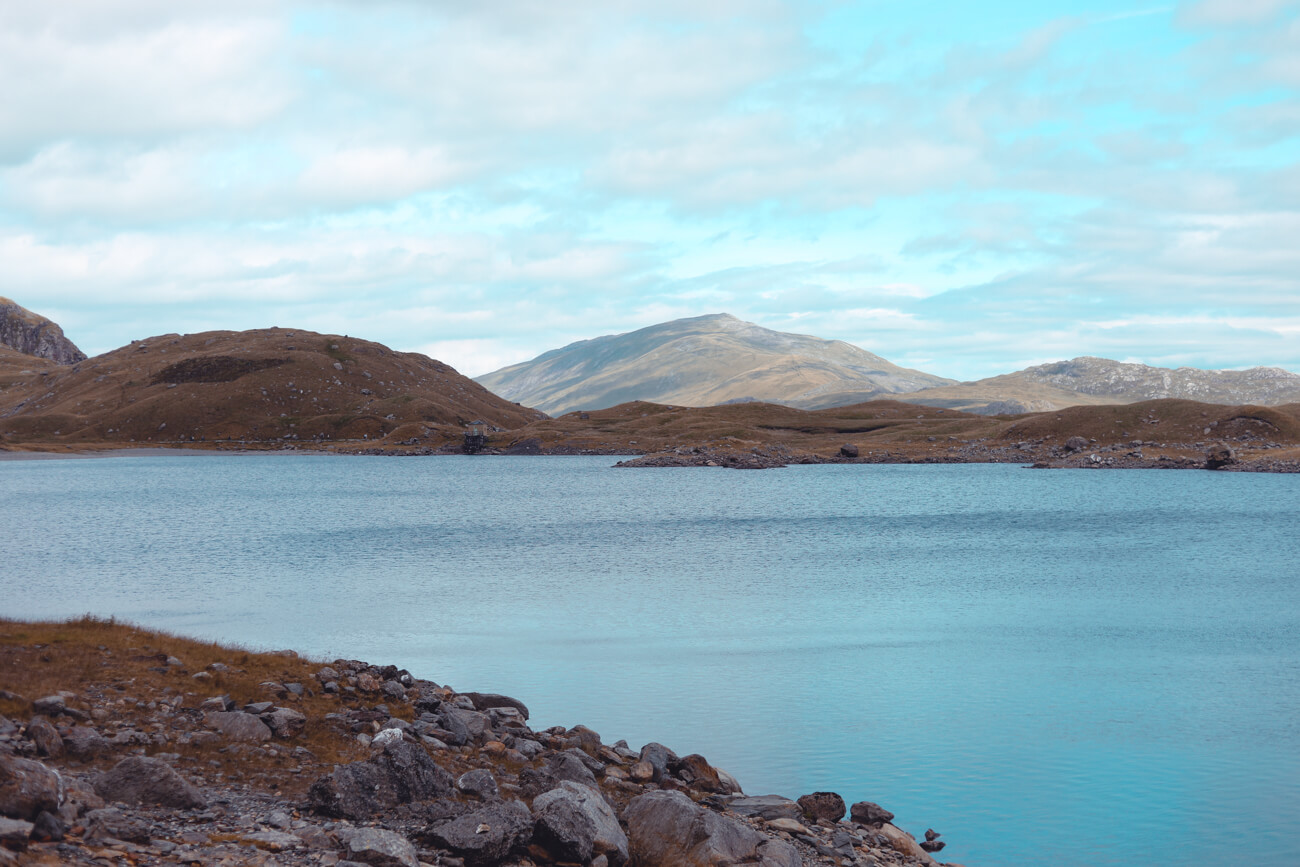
xmin=2 ymin=0 xmax=1298 ymax=381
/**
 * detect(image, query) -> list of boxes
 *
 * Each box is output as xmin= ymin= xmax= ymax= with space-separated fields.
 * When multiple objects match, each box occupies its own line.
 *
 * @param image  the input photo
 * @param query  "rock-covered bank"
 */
xmin=0 ymin=618 xmax=963 ymax=866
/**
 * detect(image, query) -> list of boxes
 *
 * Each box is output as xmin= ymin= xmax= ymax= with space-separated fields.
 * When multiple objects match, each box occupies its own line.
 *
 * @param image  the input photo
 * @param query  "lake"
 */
xmin=2 ymin=454 xmax=1297 ymax=865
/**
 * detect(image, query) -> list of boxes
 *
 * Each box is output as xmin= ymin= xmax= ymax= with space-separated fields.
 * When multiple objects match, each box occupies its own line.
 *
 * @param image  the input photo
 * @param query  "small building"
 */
xmin=463 ymin=420 xmax=488 ymax=454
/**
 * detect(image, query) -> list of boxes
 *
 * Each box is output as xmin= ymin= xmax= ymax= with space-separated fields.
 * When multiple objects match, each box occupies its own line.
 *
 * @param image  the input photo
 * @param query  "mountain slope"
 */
xmin=0 ymin=297 xmax=86 ymax=364
xmin=0 ymin=327 xmax=542 ymax=445
xmin=475 ymin=313 xmax=955 ymax=415
xmin=903 ymin=356 xmax=1300 ymax=414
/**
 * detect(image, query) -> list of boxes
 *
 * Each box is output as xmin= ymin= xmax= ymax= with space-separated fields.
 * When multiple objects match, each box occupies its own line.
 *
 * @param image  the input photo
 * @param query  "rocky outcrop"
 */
xmin=0 ymin=298 xmax=86 ymax=364
xmin=307 ymin=739 xmax=453 ymax=820
xmin=625 ymin=790 xmax=802 ymax=867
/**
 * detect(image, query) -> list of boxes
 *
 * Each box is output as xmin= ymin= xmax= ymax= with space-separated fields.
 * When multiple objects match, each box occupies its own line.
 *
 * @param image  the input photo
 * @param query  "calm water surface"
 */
xmin=3 ymin=455 xmax=1298 ymax=866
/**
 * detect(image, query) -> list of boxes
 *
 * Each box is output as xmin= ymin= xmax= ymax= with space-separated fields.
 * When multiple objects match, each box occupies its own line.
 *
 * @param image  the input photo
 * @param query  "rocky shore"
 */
xmin=0 ymin=619 xmax=962 ymax=866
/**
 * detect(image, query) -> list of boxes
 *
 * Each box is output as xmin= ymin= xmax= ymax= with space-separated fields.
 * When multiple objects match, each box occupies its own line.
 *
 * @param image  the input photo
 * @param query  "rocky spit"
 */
xmin=612 ymin=439 xmax=1300 ymax=472
xmin=0 ymin=642 xmax=963 ymax=867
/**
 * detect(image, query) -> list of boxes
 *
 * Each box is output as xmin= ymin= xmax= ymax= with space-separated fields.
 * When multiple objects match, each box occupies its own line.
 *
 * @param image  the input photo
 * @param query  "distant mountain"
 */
xmin=475 ymin=313 xmax=955 ymax=415
xmin=903 ymin=356 xmax=1300 ymax=414
xmin=0 ymin=327 xmax=543 ymax=445
xmin=0 ymin=297 xmax=86 ymax=364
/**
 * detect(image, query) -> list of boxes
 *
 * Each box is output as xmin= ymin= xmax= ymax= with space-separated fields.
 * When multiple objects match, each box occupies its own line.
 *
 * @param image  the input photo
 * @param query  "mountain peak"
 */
xmin=475 ymin=314 xmax=953 ymax=415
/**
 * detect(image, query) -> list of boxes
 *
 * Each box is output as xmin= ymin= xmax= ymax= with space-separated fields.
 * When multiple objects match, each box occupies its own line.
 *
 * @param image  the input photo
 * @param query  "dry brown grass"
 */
xmin=0 ymin=616 xmax=393 ymax=790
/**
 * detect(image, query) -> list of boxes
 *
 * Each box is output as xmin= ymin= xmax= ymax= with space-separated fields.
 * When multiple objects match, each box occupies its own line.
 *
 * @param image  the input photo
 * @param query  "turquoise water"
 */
xmin=2 ymin=455 xmax=1297 ymax=865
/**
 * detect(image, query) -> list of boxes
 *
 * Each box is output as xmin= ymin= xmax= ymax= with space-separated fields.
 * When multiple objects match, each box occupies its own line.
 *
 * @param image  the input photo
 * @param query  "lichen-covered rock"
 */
xmin=625 ymin=790 xmax=801 ymax=867
xmin=84 ymin=807 xmax=152 ymax=843
xmin=0 ymin=755 xmax=62 ymax=821
xmin=340 ymin=826 xmax=419 ymax=867
xmin=263 ymin=707 xmax=307 ymax=739
xmin=307 ymin=740 xmax=453 ymax=820
xmin=797 ymin=791 xmax=846 ymax=823
xmin=426 ymin=800 xmax=533 ymax=867
xmin=93 ymin=757 xmax=206 ymax=809
xmin=455 ymin=768 xmax=499 ymax=800
xmin=637 ymin=742 xmax=677 ymax=783
xmin=519 ymin=751 xmax=600 ymax=799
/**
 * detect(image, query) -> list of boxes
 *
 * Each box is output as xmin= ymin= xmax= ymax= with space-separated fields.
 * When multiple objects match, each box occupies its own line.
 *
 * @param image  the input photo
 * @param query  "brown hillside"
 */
xmin=0 ymin=328 xmax=543 ymax=446
xmin=999 ymin=399 xmax=1300 ymax=445
xmin=505 ymin=399 xmax=999 ymax=454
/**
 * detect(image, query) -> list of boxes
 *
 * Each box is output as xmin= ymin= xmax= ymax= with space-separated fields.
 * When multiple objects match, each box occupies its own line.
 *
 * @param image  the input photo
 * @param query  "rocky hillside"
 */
xmin=475 ymin=314 xmax=954 ymax=416
xmin=903 ymin=357 xmax=1300 ymax=415
xmin=0 ymin=297 xmax=86 ymax=365
xmin=0 ymin=327 xmax=543 ymax=446
xmin=0 ymin=616 xmax=953 ymax=866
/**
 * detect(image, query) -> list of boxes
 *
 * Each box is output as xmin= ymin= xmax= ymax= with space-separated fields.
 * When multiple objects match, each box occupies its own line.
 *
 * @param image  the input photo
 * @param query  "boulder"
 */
xmin=205 ymin=711 xmax=272 ymax=742
xmin=1063 ymin=436 xmax=1088 ymax=452
xmin=340 ymin=827 xmax=419 ymax=867
xmin=849 ymin=800 xmax=894 ymax=827
xmin=625 ymin=790 xmax=801 ymax=867
xmin=797 ymin=791 xmax=846 ymax=823
xmin=29 ymin=810 xmax=64 ymax=842
xmin=0 ymin=818 xmax=33 ymax=850
xmin=263 ymin=707 xmax=307 ymax=739
xmin=638 ymin=742 xmax=677 ymax=783
xmin=84 ymin=807 xmax=152 ymax=843
xmin=628 ymin=761 xmax=655 ymax=784
xmin=672 ymin=754 xmax=724 ymax=793
xmin=93 ymin=756 xmax=207 ymax=809
xmin=0 ymin=755 xmax=62 ymax=820
xmin=426 ymin=800 xmax=533 ymax=867
xmin=62 ymin=726 xmax=110 ymax=761
xmin=24 ymin=717 xmax=62 ymax=758
xmin=455 ymin=769 xmax=499 ymax=800
xmin=308 ymin=740 xmax=453 ymax=820
xmin=876 ymin=822 xmax=936 ymax=863
xmin=840 ymin=443 xmax=859 ymax=458
xmin=519 ymin=751 xmax=600 ymax=799
xmin=727 ymin=795 xmax=802 ymax=822
xmin=534 ymin=781 xmax=628 ymax=866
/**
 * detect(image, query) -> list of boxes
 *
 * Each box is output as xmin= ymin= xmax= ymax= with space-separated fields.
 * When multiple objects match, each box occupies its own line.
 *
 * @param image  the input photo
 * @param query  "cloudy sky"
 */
xmin=3 ymin=0 xmax=1298 ymax=381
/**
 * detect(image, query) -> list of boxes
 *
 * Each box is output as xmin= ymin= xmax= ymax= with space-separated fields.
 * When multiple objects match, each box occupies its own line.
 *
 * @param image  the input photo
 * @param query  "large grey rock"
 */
xmin=638 ymin=742 xmax=677 ymax=783
xmin=0 ymin=755 xmax=61 ymax=820
xmin=463 ymin=693 xmax=530 ymax=720
xmin=84 ymin=807 xmax=152 ymax=843
xmin=341 ymin=827 xmax=419 ymax=867
xmin=455 ymin=769 xmax=499 ymax=800
xmin=93 ymin=757 xmax=206 ymax=809
xmin=533 ymin=781 xmax=628 ymax=866
xmin=24 ymin=717 xmax=62 ymax=758
xmin=0 ymin=817 xmax=33 ymax=849
xmin=426 ymin=800 xmax=533 ymax=867
xmin=519 ymin=751 xmax=599 ymax=799
xmin=62 ymin=726 xmax=110 ymax=761
xmin=205 ymin=711 xmax=272 ymax=742
xmin=625 ymin=790 xmax=801 ymax=867
xmin=849 ymin=800 xmax=894 ymax=827
xmin=727 ymin=794 xmax=802 ymax=821
xmin=263 ymin=707 xmax=307 ymax=739
xmin=439 ymin=707 xmax=489 ymax=744
xmin=307 ymin=740 xmax=453 ymax=820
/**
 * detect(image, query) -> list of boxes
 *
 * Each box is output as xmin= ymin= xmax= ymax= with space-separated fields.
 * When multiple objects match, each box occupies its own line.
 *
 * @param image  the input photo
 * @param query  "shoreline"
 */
xmin=2 ymin=440 xmax=1297 ymax=472
xmin=0 ymin=617 xmax=957 ymax=865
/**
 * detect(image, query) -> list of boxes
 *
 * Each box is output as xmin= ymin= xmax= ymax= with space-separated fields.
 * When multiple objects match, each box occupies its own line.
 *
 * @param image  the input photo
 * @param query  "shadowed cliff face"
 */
xmin=0 ymin=297 xmax=87 ymax=365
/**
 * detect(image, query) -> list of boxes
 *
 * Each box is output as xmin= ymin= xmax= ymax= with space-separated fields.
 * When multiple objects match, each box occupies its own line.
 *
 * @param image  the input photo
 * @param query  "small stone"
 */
xmin=766 ymin=817 xmax=808 ymax=835
xmin=456 ymin=769 xmax=499 ymax=800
